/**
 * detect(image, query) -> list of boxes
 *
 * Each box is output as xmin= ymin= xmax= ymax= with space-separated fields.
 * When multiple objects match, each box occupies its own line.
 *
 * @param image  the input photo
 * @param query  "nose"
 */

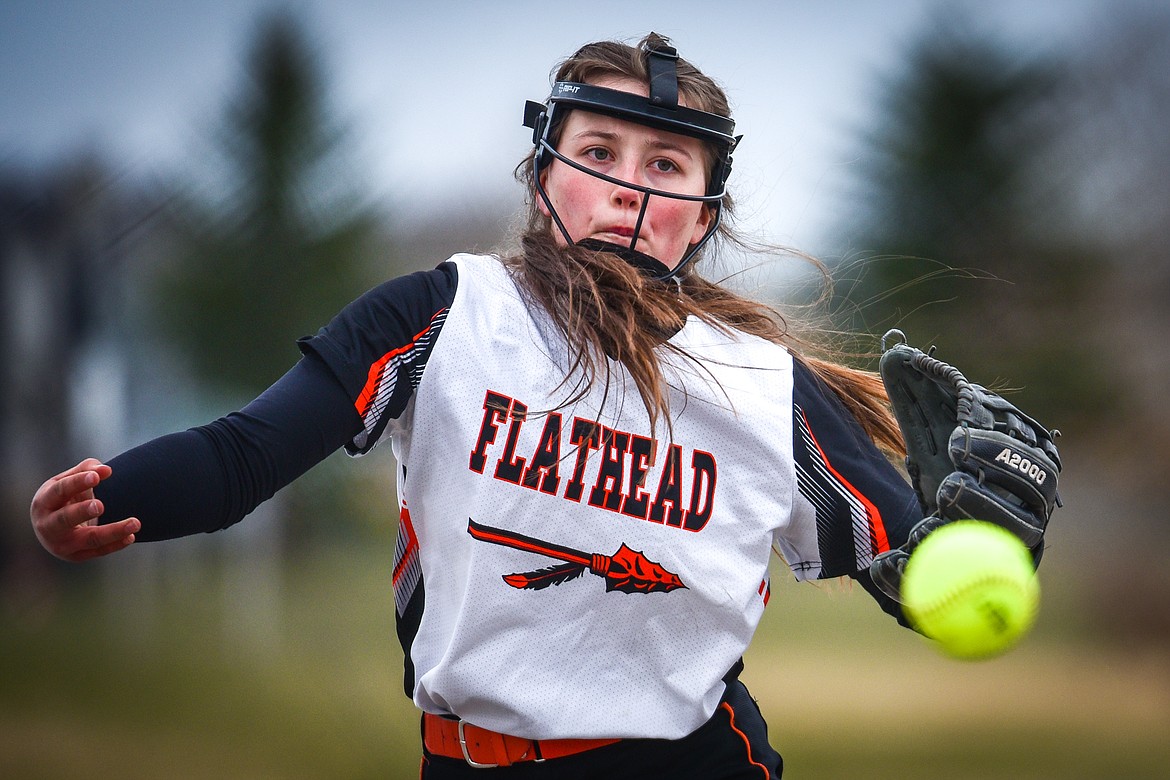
xmin=609 ymin=165 xmax=645 ymax=210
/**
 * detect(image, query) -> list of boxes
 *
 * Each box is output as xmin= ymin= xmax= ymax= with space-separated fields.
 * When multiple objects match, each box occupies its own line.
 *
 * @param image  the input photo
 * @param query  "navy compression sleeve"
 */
xmin=94 ymin=353 xmax=363 ymax=542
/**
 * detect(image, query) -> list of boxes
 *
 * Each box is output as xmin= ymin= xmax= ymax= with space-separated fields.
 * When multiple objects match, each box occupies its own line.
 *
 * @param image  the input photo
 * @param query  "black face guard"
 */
xmin=522 ymin=44 xmax=741 ymax=281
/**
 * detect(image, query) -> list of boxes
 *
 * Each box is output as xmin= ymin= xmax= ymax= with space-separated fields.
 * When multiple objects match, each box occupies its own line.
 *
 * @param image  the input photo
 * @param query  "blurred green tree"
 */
xmin=834 ymin=16 xmax=1108 ymax=423
xmin=154 ymin=9 xmax=394 ymax=547
xmin=158 ymin=8 xmax=384 ymax=396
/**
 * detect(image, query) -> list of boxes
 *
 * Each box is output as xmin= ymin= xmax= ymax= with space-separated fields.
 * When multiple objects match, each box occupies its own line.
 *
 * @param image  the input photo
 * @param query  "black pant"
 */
xmin=420 ymin=680 xmax=783 ymax=779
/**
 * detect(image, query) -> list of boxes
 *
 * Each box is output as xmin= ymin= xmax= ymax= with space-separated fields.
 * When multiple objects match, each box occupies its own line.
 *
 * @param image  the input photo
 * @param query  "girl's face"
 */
xmin=538 ymin=77 xmax=713 ymax=270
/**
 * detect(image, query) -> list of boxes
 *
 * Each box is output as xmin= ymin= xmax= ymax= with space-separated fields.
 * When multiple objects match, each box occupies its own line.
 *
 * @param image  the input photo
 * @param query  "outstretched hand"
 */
xmin=30 ymin=458 xmax=140 ymax=562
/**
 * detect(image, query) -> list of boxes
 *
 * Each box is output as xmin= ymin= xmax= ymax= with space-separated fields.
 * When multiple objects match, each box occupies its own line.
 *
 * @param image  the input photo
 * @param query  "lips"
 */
xmin=599 ymin=225 xmax=636 ymax=238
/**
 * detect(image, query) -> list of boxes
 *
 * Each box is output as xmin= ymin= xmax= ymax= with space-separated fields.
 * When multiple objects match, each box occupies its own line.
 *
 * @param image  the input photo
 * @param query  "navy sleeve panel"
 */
xmin=94 ymin=353 xmax=363 ymax=542
xmin=297 ymin=261 xmax=458 ymax=454
xmin=791 ymin=358 xmax=921 ymax=592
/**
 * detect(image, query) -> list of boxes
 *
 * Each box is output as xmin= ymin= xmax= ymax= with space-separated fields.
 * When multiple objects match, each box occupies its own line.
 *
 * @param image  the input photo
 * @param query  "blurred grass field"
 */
xmin=2 ymin=540 xmax=1167 ymax=779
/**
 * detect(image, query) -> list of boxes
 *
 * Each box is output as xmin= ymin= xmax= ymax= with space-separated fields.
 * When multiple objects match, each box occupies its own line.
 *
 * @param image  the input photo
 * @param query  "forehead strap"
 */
xmin=647 ymin=44 xmax=679 ymax=109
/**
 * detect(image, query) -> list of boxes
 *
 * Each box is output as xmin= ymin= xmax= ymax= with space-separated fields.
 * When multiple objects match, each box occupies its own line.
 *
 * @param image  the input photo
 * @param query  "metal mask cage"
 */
xmin=520 ymin=43 xmax=742 ymax=280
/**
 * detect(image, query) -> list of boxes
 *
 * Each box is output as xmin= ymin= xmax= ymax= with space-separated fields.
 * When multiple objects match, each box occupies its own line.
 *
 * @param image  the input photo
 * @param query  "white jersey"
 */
xmin=303 ymin=253 xmax=916 ymax=741
xmin=388 ymin=254 xmax=795 ymax=740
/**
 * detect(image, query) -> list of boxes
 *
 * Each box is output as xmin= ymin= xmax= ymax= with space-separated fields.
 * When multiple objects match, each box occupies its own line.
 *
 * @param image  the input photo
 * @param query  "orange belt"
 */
xmin=422 ymin=712 xmax=620 ymax=768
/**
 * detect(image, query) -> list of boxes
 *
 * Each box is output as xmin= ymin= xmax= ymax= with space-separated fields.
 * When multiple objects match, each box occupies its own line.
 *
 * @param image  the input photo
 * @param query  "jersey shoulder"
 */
xmin=297 ymin=258 xmax=463 ymax=451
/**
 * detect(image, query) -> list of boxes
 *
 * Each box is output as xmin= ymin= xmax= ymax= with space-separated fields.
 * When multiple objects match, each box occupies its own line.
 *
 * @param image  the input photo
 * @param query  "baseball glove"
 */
xmin=870 ymin=330 xmax=1062 ymax=601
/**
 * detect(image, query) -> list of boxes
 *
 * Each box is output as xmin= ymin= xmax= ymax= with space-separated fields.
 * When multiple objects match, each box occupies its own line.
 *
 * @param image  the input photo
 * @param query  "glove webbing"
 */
xmin=908 ymin=349 xmax=977 ymax=425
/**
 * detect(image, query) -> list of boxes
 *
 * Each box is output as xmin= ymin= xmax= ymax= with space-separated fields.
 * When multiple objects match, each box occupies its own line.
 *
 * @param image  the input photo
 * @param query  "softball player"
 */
xmin=33 ymin=34 xmax=929 ymax=778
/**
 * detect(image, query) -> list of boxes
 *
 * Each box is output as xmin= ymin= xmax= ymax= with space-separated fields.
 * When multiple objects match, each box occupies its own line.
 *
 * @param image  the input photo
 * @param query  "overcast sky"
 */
xmin=2 ymin=0 xmax=1108 ymax=252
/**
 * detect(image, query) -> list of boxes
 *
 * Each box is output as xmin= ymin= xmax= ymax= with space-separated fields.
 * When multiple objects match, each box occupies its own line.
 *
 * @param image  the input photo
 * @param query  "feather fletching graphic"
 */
xmin=503 ymin=562 xmax=588 ymax=590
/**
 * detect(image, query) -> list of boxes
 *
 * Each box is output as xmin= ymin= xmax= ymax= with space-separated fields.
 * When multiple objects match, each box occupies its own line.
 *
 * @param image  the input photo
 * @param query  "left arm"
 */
xmin=789 ymin=358 xmax=922 ymax=624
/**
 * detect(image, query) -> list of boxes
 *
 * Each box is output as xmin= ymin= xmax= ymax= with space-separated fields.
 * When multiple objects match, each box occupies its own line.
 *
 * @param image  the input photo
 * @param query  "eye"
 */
xmin=584 ymin=147 xmax=611 ymax=163
xmin=652 ymin=158 xmax=679 ymax=173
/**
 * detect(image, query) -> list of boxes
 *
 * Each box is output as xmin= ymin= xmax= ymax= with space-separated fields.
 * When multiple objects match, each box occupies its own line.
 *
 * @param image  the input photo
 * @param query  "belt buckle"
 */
xmin=458 ymin=720 xmax=499 ymax=769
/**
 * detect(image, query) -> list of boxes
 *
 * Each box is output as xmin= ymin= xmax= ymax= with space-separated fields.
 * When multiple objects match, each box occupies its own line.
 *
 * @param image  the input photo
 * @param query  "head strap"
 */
xmin=533 ymin=83 xmax=736 ymax=150
xmin=647 ymin=44 xmax=679 ymax=109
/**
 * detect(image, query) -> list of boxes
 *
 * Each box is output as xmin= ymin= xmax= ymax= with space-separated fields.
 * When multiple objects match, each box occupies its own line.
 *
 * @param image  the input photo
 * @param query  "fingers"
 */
xmin=65 ymin=517 xmax=141 ymax=563
xmin=31 ymin=459 xmax=139 ymax=562
xmin=50 ymin=457 xmax=111 ymax=480
xmin=48 ymin=515 xmax=142 ymax=563
xmin=48 ymin=458 xmax=112 ymax=494
xmin=34 ymin=463 xmax=110 ymax=515
xmin=50 ymin=495 xmax=104 ymax=535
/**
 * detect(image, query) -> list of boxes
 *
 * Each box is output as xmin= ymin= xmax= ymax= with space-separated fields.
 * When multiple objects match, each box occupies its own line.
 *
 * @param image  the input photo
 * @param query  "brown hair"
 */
xmin=506 ymin=33 xmax=904 ymax=456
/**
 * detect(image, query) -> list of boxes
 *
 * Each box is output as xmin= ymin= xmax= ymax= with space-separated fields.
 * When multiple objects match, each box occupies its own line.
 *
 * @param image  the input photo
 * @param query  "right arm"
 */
xmin=95 ymin=352 xmax=364 ymax=542
xmin=31 ymin=261 xmax=459 ymax=558
xmin=32 ymin=352 xmax=363 ymax=557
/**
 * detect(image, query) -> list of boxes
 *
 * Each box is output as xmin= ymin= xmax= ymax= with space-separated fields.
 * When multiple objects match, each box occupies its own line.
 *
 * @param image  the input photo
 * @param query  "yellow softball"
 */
xmin=902 ymin=520 xmax=1040 ymax=660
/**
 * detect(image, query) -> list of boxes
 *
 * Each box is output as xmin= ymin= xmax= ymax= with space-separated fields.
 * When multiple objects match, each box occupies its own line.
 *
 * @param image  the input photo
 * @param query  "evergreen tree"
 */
xmin=155 ymin=10 xmax=395 ymax=546
xmin=158 ymin=9 xmax=385 ymax=398
xmin=835 ymin=17 xmax=1105 ymax=421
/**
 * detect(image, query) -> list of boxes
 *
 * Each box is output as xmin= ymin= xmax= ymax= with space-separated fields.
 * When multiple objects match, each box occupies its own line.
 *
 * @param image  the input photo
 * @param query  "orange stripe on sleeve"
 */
xmin=799 ymin=408 xmax=891 ymax=555
xmin=392 ymin=504 xmax=419 ymax=587
xmin=354 ymin=310 xmax=445 ymax=418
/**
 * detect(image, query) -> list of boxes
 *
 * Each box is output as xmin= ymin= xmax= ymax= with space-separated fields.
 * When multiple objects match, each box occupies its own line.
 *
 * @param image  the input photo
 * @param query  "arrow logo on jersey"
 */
xmin=466 ymin=519 xmax=686 ymax=594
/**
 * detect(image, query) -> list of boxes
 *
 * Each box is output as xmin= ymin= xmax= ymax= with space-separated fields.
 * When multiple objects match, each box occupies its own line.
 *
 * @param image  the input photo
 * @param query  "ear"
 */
xmin=536 ymin=167 xmax=552 ymax=217
xmin=689 ymin=203 xmax=714 ymax=245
